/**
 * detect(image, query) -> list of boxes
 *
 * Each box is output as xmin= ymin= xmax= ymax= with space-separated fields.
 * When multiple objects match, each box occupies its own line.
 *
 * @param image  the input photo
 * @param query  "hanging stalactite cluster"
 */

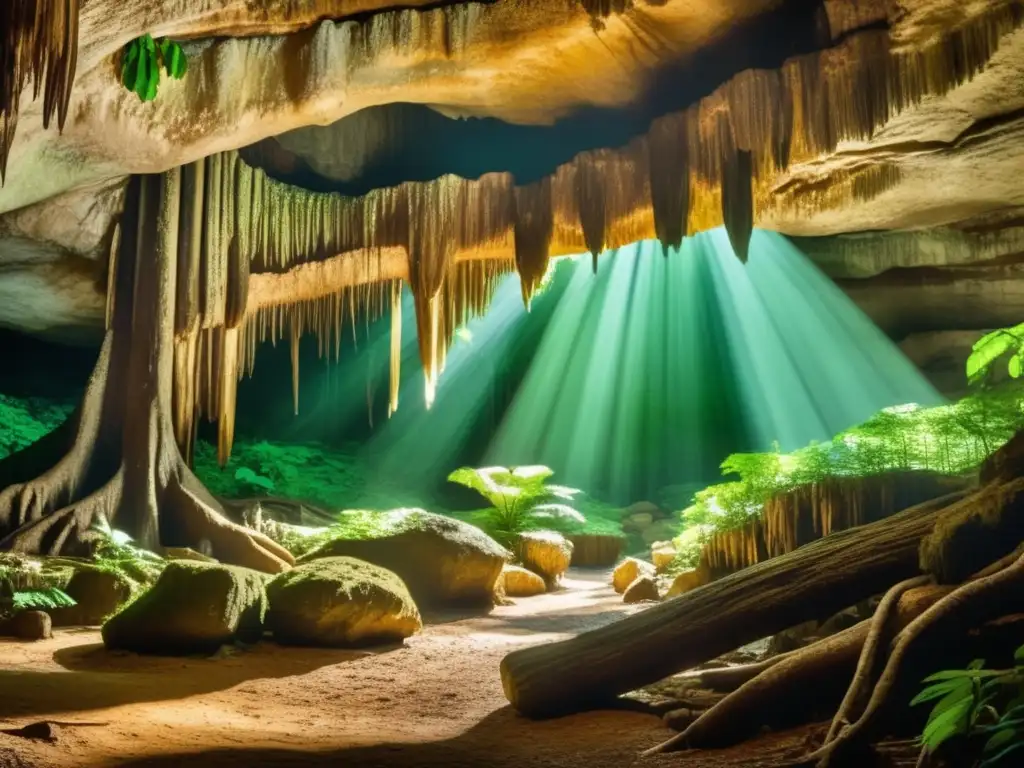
xmin=92 ymin=0 xmax=1021 ymax=472
xmin=700 ymin=472 xmax=970 ymax=574
xmin=110 ymin=150 xmax=519 ymax=468
xmin=0 ymin=0 xmax=79 ymax=183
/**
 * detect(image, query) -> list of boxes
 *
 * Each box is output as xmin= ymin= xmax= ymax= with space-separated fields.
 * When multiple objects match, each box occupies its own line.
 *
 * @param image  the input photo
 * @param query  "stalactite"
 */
xmin=648 ymin=112 xmax=691 ymax=250
xmin=574 ymin=154 xmax=608 ymax=272
xmin=513 ymin=179 xmax=554 ymax=308
xmin=721 ymin=146 xmax=754 ymax=263
xmin=388 ymin=279 xmax=401 ymax=418
xmin=0 ymin=0 xmax=79 ymax=183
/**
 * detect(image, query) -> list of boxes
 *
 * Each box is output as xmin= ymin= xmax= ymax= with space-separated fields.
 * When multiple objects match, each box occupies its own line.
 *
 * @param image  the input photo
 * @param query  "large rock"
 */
xmin=612 ymin=557 xmax=656 ymax=594
xmin=51 ymin=567 xmax=133 ymax=627
xmin=101 ymin=561 xmax=269 ymax=655
xmin=651 ymin=542 xmax=677 ymax=571
xmin=501 ymin=565 xmax=546 ymax=598
xmin=665 ymin=568 xmax=707 ymax=598
xmin=518 ymin=531 xmax=573 ymax=587
xmin=1 ymin=610 xmax=52 ymax=641
xmin=300 ymin=510 xmax=509 ymax=609
xmin=267 ymin=557 xmax=421 ymax=647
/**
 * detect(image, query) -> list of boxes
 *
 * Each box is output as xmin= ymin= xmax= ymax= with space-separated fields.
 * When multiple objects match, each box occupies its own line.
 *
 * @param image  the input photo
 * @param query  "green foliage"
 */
xmin=678 ymin=386 xmax=1024 ymax=540
xmin=967 ymin=324 xmax=1024 ymax=385
xmin=193 ymin=439 xmax=420 ymax=513
xmin=0 ymin=554 xmax=77 ymax=619
xmin=120 ymin=34 xmax=188 ymax=102
xmin=447 ymin=465 xmax=584 ymax=548
xmin=89 ymin=517 xmax=165 ymax=588
xmin=913 ymin=646 xmax=1024 ymax=766
xmin=0 ymin=394 xmax=73 ymax=459
xmin=234 ymin=467 xmax=275 ymax=493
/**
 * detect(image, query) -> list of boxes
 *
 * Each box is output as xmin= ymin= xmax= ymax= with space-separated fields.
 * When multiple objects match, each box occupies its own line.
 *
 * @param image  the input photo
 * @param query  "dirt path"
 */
xmin=0 ymin=570 xmax=677 ymax=768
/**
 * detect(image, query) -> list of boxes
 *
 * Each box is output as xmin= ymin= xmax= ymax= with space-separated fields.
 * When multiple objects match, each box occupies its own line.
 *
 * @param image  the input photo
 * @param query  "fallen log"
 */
xmin=500 ymin=490 xmax=971 ymax=718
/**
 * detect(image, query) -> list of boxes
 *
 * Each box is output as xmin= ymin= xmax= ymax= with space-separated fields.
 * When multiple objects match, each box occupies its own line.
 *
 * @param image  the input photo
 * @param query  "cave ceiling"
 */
xmin=1 ymin=0 xmax=1024 ymax=354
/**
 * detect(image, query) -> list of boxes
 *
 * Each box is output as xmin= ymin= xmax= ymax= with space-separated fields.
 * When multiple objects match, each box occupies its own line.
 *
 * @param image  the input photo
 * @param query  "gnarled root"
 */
xmin=643 ymin=584 xmax=952 ymax=756
xmin=804 ymin=551 xmax=1024 ymax=767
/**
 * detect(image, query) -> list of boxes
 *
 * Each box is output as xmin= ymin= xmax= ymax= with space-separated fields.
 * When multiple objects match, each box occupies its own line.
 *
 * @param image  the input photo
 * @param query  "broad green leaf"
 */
xmin=530 ymin=504 xmax=585 ymax=523
xmin=912 ymin=678 xmax=973 ymax=705
xmin=967 ymin=324 xmax=1024 ymax=383
xmin=921 ymin=695 xmax=973 ymax=750
xmin=1014 ymin=643 xmax=1024 ymax=665
xmin=511 ymin=465 xmax=554 ymax=482
xmin=1010 ymin=354 xmax=1023 ymax=379
xmin=159 ymin=39 xmax=188 ymax=79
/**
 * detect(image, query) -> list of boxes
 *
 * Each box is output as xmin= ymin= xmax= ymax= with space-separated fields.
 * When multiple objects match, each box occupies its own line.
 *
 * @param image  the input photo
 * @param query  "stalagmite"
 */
xmin=0 ymin=0 xmax=79 ymax=182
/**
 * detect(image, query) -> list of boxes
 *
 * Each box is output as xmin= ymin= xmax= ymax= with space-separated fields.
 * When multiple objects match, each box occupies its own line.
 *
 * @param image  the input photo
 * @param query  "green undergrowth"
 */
xmin=672 ymin=385 xmax=1024 ymax=564
xmin=0 ymin=394 xmax=73 ymax=459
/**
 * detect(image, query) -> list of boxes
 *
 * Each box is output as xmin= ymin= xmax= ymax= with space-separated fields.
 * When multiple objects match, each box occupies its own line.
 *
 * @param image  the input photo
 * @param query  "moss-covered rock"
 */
xmin=101 ymin=561 xmax=269 ymax=655
xmin=501 ymin=565 xmax=546 ymax=597
xmin=612 ymin=557 xmax=655 ymax=594
xmin=518 ymin=531 xmax=572 ymax=587
xmin=299 ymin=510 xmax=509 ymax=609
xmin=267 ymin=557 xmax=421 ymax=647
xmin=51 ymin=566 xmax=133 ymax=626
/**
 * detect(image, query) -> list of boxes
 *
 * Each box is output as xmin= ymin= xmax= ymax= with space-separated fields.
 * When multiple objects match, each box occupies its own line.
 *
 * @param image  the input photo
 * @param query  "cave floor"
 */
xmin=0 ymin=570 xmax=918 ymax=768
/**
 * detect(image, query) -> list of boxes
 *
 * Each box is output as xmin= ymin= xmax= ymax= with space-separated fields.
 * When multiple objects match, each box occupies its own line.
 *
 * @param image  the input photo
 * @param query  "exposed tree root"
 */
xmin=803 ymin=551 xmax=1024 ymax=767
xmin=644 ymin=585 xmax=952 ymax=755
xmin=824 ymin=576 xmax=933 ymax=744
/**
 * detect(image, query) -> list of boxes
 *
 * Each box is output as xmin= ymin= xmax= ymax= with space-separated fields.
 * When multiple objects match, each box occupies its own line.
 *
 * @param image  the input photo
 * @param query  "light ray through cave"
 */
xmin=237 ymin=229 xmax=942 ymax=506
xmin=482 ymin=229 xmax=942 ymax=503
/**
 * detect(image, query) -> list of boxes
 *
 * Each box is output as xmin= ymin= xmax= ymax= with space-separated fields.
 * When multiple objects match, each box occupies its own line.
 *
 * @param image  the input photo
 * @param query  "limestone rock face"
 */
xmin=266 ymin=557 xmax=421 ymax=647
xmin=501 ymin=565 xmax=546 ymax=598
xmin=299 ymin=511 xmax=509 ymax=609
xmin=517 ymin=531 xmax=573 ymax=587
xmin=622 ymin=575 xmax=660 ymax=604
xmin=101 ymin=561 xmax=269 ymax=655
xmin=612 ymin=557 xmax=655 ymax=594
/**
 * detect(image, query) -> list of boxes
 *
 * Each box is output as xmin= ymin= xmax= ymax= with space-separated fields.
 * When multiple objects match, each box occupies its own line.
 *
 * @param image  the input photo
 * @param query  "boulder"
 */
xmin=101 ymin=561 xmax=269 ymax=655
xmin=623 ymin=575 xmax=660 ymax=603
xmin=518 ymin=531 xmax=573 ymax=587
xmin=622 ymin=501 xmax=664 ymax=520
xmin=612 ymin=557 xmax=655 ymax=594
xmin=2 ymin=610 xmax=52 ymax=641
xmin=642 ymin=519 xmax=681 ymax=546
xmin=623 ymin=512 xmax=654 ymax=532
xmin=51 ymin=567 xmax=133 ymax=626
xmin=651 ymin=542 xmax=677 ymax=570
xmin=665 ymin=568 xmax=706 ymax=598
xmin=501 ymin=565 xmax=546 ymax=597
xmin=300 ymin=510 xmax=509 ymax=609
xmin=267 ymin=557 xmax=421 ymax=647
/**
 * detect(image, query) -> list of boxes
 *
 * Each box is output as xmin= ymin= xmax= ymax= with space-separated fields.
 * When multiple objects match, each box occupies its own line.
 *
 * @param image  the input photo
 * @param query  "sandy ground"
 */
xmin=0 ymin=570 xmax=686 ymax=768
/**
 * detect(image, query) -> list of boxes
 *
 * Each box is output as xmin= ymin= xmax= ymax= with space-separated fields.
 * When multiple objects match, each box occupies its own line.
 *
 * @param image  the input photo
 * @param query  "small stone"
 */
xmin=612 ymin=557 xmax=655 ymax=594
xmin=501 ymin=565 xmax=546 ymax=597
xmin=666 ymin=568 xmax=706 ymax=598
xmin=623 ymin=512 xmax=654 ymax=532
xmin=10 ymin=610 xmax=52 ymax=641
xmin=623 ymin=575 xmax=660 ymax=603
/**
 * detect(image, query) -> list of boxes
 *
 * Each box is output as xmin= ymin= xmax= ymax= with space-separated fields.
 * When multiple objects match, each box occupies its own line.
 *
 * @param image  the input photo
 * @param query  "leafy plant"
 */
xmin=912 ymin=645 xmax=1024 ymax=766
xmin=120 ymin=34 xmax=188 ymax=102
xmin=89 ymin=517 xmax=165 ymax=588
xmin=0 ymin=554 xmax=76 ymax=619
xmin=447 ymin=465 xmax=584 ymax=547
xmin=234 ymin=467 xmax=275 ymax=493
xmin=967 ymin=323 xmax=1024 ymax=385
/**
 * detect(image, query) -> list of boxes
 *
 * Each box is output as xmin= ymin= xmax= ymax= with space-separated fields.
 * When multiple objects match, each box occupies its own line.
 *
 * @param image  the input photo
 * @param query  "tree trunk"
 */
xmin=500 ymin=491 xmax=969 ymax=717
xmin=0 ymin=172 xmax=293 ymax=573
